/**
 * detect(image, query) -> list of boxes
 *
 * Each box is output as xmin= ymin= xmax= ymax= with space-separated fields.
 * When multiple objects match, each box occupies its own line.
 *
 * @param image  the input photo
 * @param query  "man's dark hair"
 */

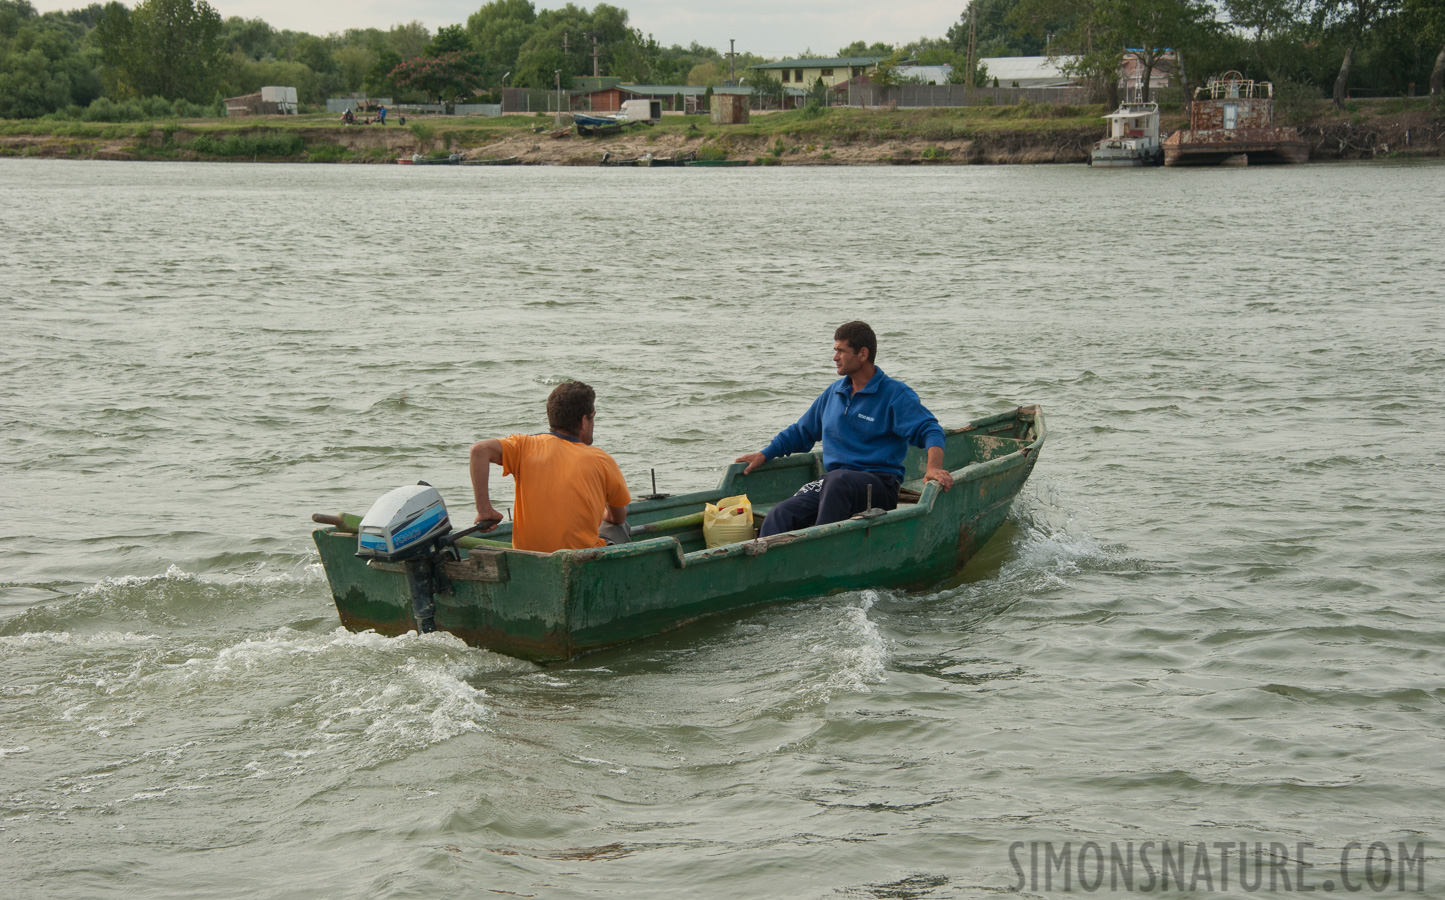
xmin=834 ymin=321 xmax=878 ymax=364
xmin=547 ymin=381 xmax=595 ymax=433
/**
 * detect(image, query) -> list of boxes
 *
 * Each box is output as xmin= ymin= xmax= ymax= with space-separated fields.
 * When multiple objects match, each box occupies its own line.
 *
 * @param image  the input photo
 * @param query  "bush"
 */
xmin=189 ymin=132 xmax=306 ymax=158
xmin=1272 ymin=77 xmax=1324 ymax=126
xmin=43 ymin=95 xmax=221 ymax=122
xmin=696 ymin=145 xmax=728 ymax=161
xmin=799 ymin=102 xmax=826 ymax=120
xmin=410 ymin=122 xmax=435 ymax=143
xmin=306 ymin=143 xmax=350 ymax=162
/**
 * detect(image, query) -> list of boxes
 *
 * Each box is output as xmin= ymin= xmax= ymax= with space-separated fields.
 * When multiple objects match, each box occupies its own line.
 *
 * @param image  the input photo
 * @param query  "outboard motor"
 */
xmin=355 ymin=483 xmax=483 ymax=634
xmin=357 ymin=483 xmax=451 ymax=561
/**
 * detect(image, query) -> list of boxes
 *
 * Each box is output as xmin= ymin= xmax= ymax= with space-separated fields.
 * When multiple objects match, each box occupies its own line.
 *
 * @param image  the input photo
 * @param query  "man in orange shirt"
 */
xmin=469 ymin=381 xmax=632 ymax=552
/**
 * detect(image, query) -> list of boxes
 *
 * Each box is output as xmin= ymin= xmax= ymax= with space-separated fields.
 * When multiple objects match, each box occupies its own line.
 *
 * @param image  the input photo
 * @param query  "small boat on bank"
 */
xmin=1091 ymin=101 xmax=1163 ymax=166
xmin=461 ymin=155 xmax=519 ymax=166
xmin=684 ymin=159 xmax=748 ymax=167
xmin=574 ymin=112 xmax=624 ymax=136
xmin=311 ymin=406 xmax=1045 ymax=662
xmin=1162 ymin=72 xmax=1308 ymax=166
xmin=397 ymin=153 xmax=461 ymax=165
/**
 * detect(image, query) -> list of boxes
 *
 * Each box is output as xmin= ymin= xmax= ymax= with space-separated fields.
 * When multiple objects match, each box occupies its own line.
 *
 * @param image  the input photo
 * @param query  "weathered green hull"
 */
xmin=313 ymin=406 xmax=1044 ymax=662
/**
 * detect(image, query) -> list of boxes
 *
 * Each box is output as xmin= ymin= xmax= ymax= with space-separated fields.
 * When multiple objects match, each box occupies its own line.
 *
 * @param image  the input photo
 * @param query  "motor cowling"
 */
xmin=356 ymin=483 xmax=451 ymax=562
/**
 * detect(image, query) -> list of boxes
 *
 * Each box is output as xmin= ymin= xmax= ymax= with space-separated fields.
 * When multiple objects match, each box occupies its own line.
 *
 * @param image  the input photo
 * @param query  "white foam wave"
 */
xmin=76 ymin=564 xmax=198 ymax=598
xmin=799 ymin=590 xmax=889 ymax=701
xmin=0 ymin=746 xmax=31 ymax=758
xmin=70 ymin=560 xmax=325 ymax=607
xmin=145 ymin=627 xmax=498 ymax=758
xmin=999 ymin=481 xmax=1114 ymax=587
xmin=0 ymin=631 xmax=160 ymax=650
xmin=324 ymin=656 xmax=493 ymax=750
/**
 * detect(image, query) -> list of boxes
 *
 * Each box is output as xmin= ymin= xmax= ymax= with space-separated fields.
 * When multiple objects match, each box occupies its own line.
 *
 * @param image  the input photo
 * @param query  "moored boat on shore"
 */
xmin=312 ymin=406 xmax=1045 ymax=662
xmin=398 ymin=153 xmax=462 ymax=165
xmin=1163 ymin=73 xmax=1308 ymax=166
xmin=1091 ymin=101 xmax=1163 ymax=166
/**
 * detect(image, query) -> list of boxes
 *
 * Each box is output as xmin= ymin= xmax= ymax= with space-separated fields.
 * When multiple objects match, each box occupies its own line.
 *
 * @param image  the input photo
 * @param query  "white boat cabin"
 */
xmin=1090 ymin=101 xmax=1163 ymax=167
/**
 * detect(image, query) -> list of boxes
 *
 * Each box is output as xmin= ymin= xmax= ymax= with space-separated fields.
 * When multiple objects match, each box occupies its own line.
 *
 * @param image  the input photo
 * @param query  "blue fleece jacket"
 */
xmin=761 ymin=367 xmax=946 ymax=479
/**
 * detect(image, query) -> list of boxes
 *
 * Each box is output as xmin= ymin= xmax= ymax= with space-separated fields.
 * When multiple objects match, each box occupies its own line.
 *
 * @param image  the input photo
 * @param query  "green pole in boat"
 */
xmin=628 ymin=511 xmax=704 ymax=535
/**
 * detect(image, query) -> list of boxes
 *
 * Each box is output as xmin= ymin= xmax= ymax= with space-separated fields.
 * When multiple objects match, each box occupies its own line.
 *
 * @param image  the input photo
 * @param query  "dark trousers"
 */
xmin=758 ymin=469 xmax=899 ymax=537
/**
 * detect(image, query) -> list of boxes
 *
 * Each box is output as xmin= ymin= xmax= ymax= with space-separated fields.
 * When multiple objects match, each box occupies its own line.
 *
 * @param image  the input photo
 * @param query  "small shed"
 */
xmin=710 ymin=92 xmax=749 ymax=124
xmin=225 ymin=86 xmax=298 ymax=116
xmin=573 ymin=76 xmax=624 ymax=113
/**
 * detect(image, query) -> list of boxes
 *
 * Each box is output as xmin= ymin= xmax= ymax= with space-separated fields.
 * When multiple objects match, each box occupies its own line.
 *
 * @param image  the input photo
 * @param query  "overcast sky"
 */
xmin=32 ymin=0 xmax=965 ymax=59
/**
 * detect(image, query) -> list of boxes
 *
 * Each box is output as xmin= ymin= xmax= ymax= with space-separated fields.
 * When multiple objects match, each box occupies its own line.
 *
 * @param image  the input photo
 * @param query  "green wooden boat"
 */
xmin=312 ymin=405 xmax=1044 ymax=662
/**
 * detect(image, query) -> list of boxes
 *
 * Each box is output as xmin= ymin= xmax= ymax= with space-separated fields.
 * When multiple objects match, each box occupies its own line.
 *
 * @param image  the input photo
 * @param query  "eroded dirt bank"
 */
xmin=1 ymin=108 xmax=1440 ymax=165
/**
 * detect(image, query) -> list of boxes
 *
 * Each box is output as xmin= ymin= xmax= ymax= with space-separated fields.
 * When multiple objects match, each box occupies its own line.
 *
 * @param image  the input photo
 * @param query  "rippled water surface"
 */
xmin=2 ymin=158 xmax=1443 ymax=898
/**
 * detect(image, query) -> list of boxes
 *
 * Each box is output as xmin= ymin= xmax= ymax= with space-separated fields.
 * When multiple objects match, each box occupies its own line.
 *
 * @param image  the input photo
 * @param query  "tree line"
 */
xmin=1 ymin=0 xmax=1440 ymax=119
xmin=966 ymin=0 xmax=1443 ymax=107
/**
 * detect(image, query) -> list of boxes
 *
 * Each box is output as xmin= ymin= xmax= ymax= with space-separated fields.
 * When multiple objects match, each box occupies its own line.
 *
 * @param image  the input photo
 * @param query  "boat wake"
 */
xmin=0 ymin=624 xmax=509 ymax=773
xmin=0 ymin=560 xmax=329 ymax=637
xmin=800 ymin=590 xmax=890 ymax=703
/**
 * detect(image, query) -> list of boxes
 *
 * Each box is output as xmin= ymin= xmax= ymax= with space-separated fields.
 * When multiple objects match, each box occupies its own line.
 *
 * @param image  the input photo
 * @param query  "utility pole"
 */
xmin=591 ymin=33 xmax=600 ymax=77
xmin=966 ymin=1 xmax=977 ymax=88
xmin=728 ymin=39 xmax=736 ymax=85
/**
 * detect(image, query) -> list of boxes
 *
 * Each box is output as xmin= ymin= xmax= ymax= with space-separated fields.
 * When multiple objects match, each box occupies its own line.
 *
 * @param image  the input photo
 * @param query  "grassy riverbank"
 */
xmin=1 ymin=98 xmax=1440 ymax=165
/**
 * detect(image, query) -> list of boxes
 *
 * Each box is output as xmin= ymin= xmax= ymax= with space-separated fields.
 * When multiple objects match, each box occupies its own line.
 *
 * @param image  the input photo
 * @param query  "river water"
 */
xmin=2 ymin=158 xmax=1442 ymax=898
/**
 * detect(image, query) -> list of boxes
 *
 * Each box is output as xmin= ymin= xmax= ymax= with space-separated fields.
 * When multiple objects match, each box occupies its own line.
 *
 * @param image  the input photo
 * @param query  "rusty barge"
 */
xmin=1163 ymin=73 xmax=1309 ymax=166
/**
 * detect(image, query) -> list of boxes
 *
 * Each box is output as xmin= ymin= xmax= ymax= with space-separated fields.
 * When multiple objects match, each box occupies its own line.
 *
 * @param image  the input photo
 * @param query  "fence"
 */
xmin=325 ymin=97 xmax=392 ymax=114
xmin=503 ymin=88 xmax=573 ymax=114
xmin=838 ymin=84 xmax=1092 ymax=108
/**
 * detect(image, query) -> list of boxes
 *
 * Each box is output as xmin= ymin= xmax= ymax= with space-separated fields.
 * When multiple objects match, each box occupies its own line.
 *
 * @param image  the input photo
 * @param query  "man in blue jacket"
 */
xmin=735 ymin=321 xmax=954 ymax=537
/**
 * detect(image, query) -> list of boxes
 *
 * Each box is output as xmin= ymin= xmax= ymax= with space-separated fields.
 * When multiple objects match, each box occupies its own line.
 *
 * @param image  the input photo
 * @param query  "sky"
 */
xmin=30 ymin=0 xmax=966 ymax=59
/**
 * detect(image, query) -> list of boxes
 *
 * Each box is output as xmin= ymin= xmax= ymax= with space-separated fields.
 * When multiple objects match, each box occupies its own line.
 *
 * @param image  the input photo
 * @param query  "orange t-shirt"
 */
xmin=498 ymin=433 xmax=631 ymax=553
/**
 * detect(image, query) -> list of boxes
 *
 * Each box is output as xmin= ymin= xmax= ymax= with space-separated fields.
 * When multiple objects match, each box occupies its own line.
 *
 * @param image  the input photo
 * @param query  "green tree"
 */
xmin=686 ymin=58 xmax=727 ymax=85
xmin=387 ymin=20 xmax=431 ymax=59
xmin=220 ymin=15 xmax=276 ymax=59
xmin=466 ymin=0 xmax=538 ymax=85
xmin=1104 ymin=0 xmax=1217 ymax=100
xmin=0 ymin=1 xmax=104 ymax=117
xmin=1404 ymin=0 xmax=1444 ymax=94
xmin=948 ymin=56 xmax=991 ymax=85
xmin=1011 ymin=0 xmax=1127 ymax=104
xmin=334 ymin=43 xmax=377 ymax=92
xmin=837 ymin=40 xmax=895 ymax=56
xmin=364 ymin=48 xmax=402 ymax=95
xmin=510 ymin=3 xmax=632 ymax=87
xmin=1223 ymin=0 xmax=1308 ymax=78
xmin=809 ymin=74 xmax=830 ymax=105
xmin=950 ymin=0 xmax=1056 ymax=56
xmin=95 ymin=0 xmax=222 ymax=101
xmin=610 ymin=27 xmax=662 ymax=81
xmin=870 ymin=49 xmax=908 ymax=86
xmin=745 ymin=66 xmax=784 ymax=107
xmin=427 ymin=23 xmax=472 ymax=55
xmin=1312 ymin=0 xmax=1401 ymax=108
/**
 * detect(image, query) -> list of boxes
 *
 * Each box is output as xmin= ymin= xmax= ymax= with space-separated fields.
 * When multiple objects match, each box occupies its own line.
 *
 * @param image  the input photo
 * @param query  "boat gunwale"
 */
xmin=313 ymin=406 xmax=1045 ymax=568
xmin=311 ymin=405 xmax=1045 ymax=661
xmin=449 ymin=405 xmax=1045 ymax=570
